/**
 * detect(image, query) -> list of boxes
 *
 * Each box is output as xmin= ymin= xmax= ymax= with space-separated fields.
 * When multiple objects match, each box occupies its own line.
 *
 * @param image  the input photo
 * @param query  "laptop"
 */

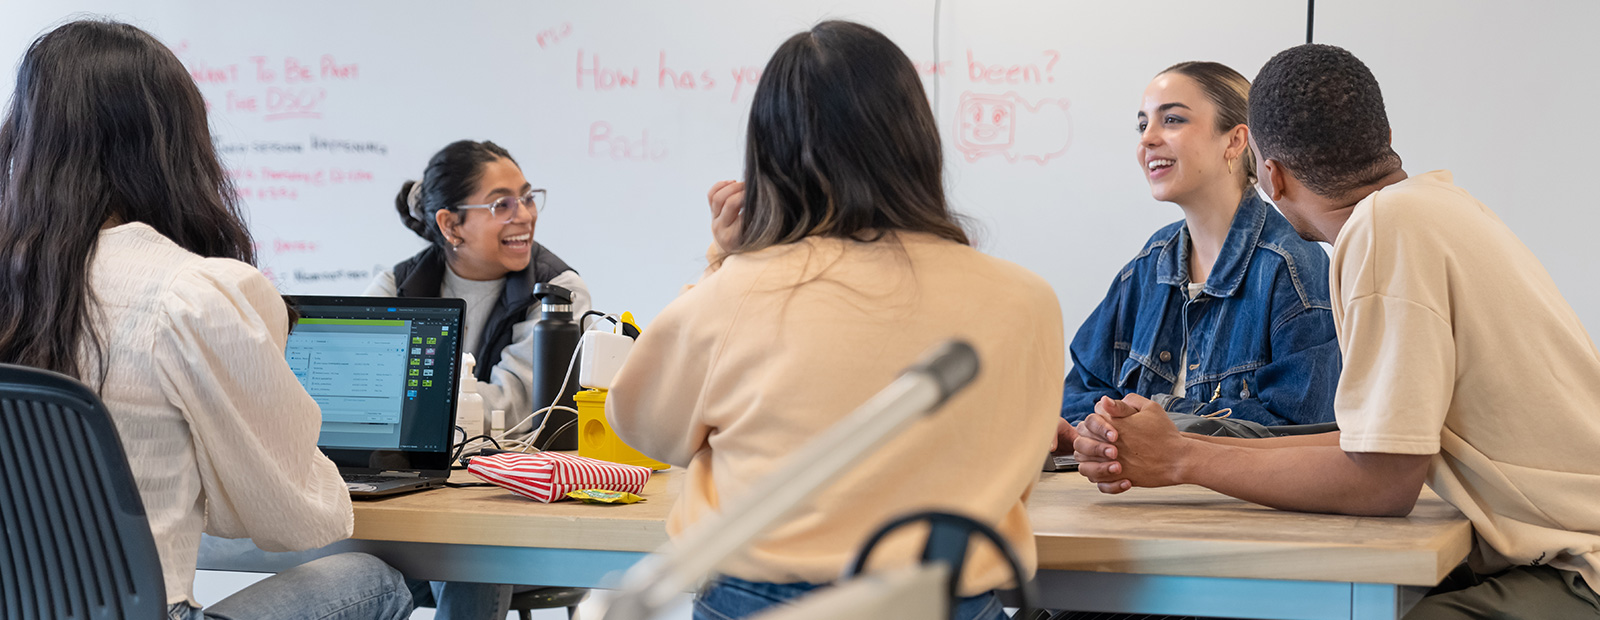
xmin=286 ymin=295 xmax=466 ymax=498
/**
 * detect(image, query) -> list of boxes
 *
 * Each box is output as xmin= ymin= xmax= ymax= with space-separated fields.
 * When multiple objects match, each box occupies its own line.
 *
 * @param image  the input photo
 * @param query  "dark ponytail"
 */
xmin=396 ymin=140 xmax=516 ymax=250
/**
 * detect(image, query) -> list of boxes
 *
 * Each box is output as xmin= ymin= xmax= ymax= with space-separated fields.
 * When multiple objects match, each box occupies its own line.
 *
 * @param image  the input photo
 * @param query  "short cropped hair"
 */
xmin=1249 ymin=44 xmax=1401 ymax=198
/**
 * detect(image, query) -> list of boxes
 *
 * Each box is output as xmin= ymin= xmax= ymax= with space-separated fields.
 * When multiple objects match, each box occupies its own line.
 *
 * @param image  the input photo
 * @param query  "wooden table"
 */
xmin=200 ymin=470 xmax=678 ymax=589
xmin=1020 ymin=472 xmax=1471 ymax=619
xmin=199 ymin=469 xmax=1472 ymax=620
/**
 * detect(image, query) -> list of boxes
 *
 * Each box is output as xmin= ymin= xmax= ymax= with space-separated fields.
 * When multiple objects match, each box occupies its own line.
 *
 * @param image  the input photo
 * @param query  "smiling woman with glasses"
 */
xmin=366 ymin=140 xmax=591 ymax=620
xmin=371 ymin=140 xmax=591 ymax=419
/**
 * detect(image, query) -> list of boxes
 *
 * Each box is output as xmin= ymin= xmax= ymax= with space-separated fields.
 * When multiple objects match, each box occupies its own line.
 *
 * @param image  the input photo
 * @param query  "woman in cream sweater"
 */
xmin=606 ymin=20 xmax=1065 ymax=620
xmin=0 ymin=20 xmax=410 ymax=620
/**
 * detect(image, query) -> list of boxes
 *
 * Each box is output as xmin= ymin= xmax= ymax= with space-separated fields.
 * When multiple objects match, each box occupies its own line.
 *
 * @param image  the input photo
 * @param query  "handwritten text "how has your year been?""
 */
xmin=559 ymin=25 xmax=1072 ymax=166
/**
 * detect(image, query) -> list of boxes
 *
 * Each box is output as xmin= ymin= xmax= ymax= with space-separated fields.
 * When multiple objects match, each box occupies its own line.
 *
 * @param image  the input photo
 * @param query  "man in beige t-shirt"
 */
xmin=1068 ymin=45 xmax=1600 ymax=618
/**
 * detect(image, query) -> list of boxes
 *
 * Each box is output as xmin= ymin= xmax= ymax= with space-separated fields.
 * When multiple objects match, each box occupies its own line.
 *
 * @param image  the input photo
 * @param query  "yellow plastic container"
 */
xmin=574 ymin=388 xmax=669 ymax=470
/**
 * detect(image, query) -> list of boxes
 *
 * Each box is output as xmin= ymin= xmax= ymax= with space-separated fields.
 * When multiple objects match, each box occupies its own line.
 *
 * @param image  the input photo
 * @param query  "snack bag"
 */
xmin=467 ymin=451 xmax=650 ymax=503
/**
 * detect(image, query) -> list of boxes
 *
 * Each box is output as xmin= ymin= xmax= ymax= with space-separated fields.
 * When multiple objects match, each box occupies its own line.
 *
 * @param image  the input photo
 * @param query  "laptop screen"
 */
xmin=286 ymin=296 xmax=464 ymax=472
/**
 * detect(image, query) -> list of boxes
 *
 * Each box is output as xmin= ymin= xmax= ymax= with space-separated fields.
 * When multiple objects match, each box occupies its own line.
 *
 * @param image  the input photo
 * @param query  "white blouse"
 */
xmin=87 ymin=223 xmax=352 ymax=606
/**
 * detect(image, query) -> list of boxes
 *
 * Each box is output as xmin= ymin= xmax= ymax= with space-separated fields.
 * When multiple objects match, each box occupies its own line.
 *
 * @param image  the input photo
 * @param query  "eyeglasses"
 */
xmin=457 ymin=189 xmax=545 ymax=222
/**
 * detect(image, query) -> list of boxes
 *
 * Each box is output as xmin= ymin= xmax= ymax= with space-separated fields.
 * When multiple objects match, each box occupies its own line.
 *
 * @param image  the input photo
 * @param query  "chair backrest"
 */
xmin=0 ymin=364 xmax=165 ymax=620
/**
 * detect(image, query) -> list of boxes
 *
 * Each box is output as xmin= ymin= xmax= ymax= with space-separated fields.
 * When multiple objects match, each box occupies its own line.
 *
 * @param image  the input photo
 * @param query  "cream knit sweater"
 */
xmin=88 ymin=223 xmax=352 ymax=606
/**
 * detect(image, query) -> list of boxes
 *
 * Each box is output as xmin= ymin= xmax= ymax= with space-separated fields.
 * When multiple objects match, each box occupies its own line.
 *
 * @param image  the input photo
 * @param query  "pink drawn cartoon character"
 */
xmin=954 ymin=92 xmax=1072 ymax=165
xmin=957 ymin=94 xmax=1017 ymax=157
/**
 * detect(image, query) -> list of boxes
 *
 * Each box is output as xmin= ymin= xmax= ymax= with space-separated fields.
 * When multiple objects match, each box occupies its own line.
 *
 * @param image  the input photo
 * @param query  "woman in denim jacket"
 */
xmin=1060 ymin=62 xmax=1340 ymax=429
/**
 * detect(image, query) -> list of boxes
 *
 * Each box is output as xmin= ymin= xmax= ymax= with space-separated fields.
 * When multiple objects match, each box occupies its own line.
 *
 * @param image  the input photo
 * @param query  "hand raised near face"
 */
xmin=708 ymin=180 xmax=745 ymax=253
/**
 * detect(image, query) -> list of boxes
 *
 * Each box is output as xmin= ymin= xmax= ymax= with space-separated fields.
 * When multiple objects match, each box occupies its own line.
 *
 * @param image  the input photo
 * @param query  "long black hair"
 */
xmin=395 ymin=140 xmax=516 ymax=249
xmin=0 ymin=19 xmax=256 ymax=379
xmin=735 ymin=20 xmax=968 ymax=254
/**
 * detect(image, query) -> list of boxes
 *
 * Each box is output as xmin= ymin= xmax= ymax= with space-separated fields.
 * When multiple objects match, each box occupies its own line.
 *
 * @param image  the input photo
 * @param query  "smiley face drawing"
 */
xmin=953 ymin=91 xmax=1072 ymax=165
xmin=956 ymin=93 xmax=1017 ymax=159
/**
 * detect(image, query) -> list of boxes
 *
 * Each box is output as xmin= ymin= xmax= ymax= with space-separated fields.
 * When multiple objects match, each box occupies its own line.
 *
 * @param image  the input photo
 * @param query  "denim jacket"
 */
xmin=1061 ymin=192 xmax=1340 ymax=426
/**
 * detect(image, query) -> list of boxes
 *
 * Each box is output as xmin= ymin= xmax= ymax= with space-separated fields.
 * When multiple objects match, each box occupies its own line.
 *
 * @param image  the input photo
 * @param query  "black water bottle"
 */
xmin=529 ymin=283 xmax=581 ymax=450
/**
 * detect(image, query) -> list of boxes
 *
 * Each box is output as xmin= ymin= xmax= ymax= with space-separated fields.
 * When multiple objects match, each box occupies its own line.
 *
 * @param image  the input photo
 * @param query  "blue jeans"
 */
xmin=167 ymin=553 xmax=412 ymax=620
xmin=694 ymin=575 xmax=1009 ymax=620
xmin=405 ymin=578 xmax=513 ymax=620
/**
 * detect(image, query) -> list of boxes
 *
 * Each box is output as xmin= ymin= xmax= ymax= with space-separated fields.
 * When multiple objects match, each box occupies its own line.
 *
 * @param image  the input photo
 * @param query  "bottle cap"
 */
xmin=461 ymin=352 xmax=479 ymax=393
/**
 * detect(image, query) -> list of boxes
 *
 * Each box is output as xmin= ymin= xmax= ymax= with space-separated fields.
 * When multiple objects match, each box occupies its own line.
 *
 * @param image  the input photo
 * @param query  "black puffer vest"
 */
xmin=392 ymin=243 xmax=576 ymax=382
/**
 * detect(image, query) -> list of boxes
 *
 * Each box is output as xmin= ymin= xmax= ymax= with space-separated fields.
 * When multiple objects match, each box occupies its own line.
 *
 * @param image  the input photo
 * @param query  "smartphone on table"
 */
xmin=1043 ymin=453 xmax=1078 ymax=473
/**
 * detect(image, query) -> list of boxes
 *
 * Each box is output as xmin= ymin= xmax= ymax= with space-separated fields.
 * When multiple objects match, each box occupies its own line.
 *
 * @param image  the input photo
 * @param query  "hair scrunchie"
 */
xmin=406 ymin=180 xmax=427 ymax=221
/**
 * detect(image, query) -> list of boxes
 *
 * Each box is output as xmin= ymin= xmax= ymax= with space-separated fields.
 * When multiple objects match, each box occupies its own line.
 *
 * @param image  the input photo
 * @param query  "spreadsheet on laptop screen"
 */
xmin=287 ymin=305 xmax=460 ymax=453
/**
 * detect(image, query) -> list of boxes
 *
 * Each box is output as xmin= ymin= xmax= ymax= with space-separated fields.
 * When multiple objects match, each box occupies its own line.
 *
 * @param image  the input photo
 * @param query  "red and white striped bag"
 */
xmin=467 ymin=451 xmax=652 ymax=503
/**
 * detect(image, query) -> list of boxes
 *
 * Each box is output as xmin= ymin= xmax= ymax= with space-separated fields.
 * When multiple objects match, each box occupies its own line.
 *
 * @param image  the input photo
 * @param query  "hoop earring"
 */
xmin=1227 ymin=158 xmax=1235 ymax=174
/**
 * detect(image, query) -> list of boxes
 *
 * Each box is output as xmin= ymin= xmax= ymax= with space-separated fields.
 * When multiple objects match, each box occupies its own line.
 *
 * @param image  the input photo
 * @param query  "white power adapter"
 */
xmin=579 ymin=330 xmax=635 ymax=390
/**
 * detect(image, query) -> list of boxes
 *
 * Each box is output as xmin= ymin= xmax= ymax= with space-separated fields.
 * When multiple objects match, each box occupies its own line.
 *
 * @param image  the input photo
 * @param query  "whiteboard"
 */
xmin=6 ymin=1 xmax=1591 ymax=350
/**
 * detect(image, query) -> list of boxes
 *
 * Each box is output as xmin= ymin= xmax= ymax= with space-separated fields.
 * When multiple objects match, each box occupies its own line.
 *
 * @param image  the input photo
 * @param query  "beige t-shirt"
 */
xmin=606 ymin=231 xmax=1065 ymax=595
xmin=1331 ymin=170 xmax=1600 ymax=590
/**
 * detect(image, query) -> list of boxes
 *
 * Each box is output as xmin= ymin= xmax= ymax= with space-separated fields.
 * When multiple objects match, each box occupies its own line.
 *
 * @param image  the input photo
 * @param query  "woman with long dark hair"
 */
xmin=0 ymin=20 xmax=411 ymax=619
xmin=606 ymin=21 xmax=1064 ymax=620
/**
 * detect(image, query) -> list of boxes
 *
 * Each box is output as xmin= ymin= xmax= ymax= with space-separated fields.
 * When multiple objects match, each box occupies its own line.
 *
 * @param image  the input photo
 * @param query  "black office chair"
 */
xmin=410 ymin=584 xmax=588 ymax=619
xmin=0 ymin=364 xmax=165 ymax=620
xmin=507 ymin=586 xmax=588 ymax=619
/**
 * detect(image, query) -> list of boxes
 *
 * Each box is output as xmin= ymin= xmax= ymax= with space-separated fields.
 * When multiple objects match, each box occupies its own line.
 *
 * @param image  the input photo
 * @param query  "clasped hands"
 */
xmin=1050 ymin=394 xmax=1194 ymax=494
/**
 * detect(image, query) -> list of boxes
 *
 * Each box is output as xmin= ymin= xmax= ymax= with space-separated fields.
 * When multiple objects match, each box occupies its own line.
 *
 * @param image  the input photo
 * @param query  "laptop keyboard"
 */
xmin=343 ymin=474 xmax=404 ymax=484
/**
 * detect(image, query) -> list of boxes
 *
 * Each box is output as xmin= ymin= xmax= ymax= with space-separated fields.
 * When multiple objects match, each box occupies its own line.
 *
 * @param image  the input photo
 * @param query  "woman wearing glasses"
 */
xmin=367 ymin=139 xmax=590 ymax=620
xmin=370 ymin=140 xmax=590 ymax=422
